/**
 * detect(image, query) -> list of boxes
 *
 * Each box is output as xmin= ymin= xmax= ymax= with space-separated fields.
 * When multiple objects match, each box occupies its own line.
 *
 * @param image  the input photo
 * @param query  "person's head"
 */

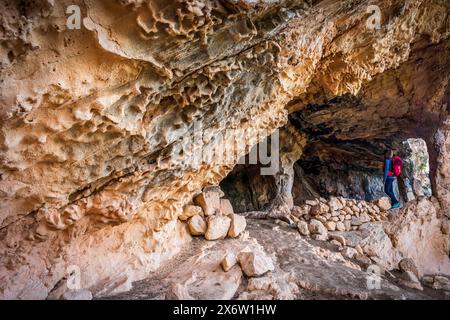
xmin=385 ymin=149 xmax=394 ymax=158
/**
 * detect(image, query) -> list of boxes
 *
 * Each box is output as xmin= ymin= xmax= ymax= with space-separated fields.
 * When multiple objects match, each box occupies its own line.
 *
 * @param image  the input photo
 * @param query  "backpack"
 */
xmin=391 ymin=156 xmax=403 ymax=177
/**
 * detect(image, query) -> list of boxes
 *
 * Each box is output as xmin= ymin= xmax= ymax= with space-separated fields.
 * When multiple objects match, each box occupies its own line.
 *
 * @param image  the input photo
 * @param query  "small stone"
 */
xmin=355 ymin=253 xmax=372 ymax=268
xmin=62 ymin=289 xmax=93 ymax=300
xmin=238 ymin=251 xmax=275 ymax=277
xmin=166 ymin=283 xmax=194 ymax=300
xmin=228 ymin=214 xmax=246 ymax=238
xmin=194 ymin=191 xmax=220 ymax=216
xmin=376 ymin=197 xmax=391 ymax=211
xmin=351 ymin=205 xmax=360 ymax=213
xmin=221 ymin=253 xmax=238 ymax=272
xmin=187 ymin=215 xmax=207 ymax=236
xmin=441 ymin=219 xmax=450 ymax=235
xmin=422 ymin=275 xmax=434 ymax=285
xmin=345 ymin=214 xmax=351 ymax=220
xmin=324 ymin=221 xmax=336 ymax=231
xmin=308 ymin=219 xmax=327 ymax=235
xmin=432 ymin=275 xmax=450 ymax=291
xmin=351 ymin=213 xmax=371 ymax=226
xmin=344 ymin=220 xmax=351 ymax=231
xmin=398 ymin=258 xmax=419 ymax=278
xmin=331 ymin=211 xmax=340 ymax=217
xmin=312 ymin=233 xmax=328 ymax=241
xmin=343 ymin=207 xmax=353 ymax=215
xmin=291 ymin=205 xmax=311 ymax=217
xmin=203 ymin=186 xmax=225 ymax=197
xmin=179 ymin=204 xmax=203 ymax=221
xmin=315 ymin=215 xmax=327 ymax=224
xmin=297 ymin=220 xmax=310 ymax=236
xmin=336 ymin=221 xmax=345 ymax=231
xmin=324 ymin=213 xmax=331 ymax=220
xmin=205 ymin=215 xmax=231 ymax=240
xmin=329 ymin=234 xmax=346 ymax=246
xmin=220 ymin=199 xmax=234 ymax=216
xmin=305 ymin=199 xmax=319 ymax=206
xmin=310 ymin=203 xmax=330 ymax=216
xmin=330 ymin=239 xmax=343 ymax=248
xmin=338 ymin=197 xmax=347 ymax=207
xmin=400 ymin=271 xmax=423 ymax=291
xmin=355 ymin=245 xmax=364 ymax=255
xmin=332 ymin=216 xmax=339 ymax=222
xmin=328 ymin=197 xmax=344 ymax=211
xmin=341 ymin=246 xmax=358 ymax=259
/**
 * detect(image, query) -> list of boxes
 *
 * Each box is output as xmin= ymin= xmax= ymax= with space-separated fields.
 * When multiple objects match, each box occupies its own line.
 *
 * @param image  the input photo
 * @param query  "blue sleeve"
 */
xmin=383 ymin=159 xmax=390 ymax=182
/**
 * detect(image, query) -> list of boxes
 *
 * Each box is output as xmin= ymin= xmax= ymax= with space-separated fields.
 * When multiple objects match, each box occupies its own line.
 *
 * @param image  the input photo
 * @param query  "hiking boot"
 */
xmin=391 ymin=202 xmax=401 ymax=209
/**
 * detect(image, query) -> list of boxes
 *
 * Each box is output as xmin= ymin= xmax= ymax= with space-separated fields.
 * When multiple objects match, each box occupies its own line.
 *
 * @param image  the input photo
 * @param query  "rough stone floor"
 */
xmin=102 ymin=219 xmax=448 ymax=300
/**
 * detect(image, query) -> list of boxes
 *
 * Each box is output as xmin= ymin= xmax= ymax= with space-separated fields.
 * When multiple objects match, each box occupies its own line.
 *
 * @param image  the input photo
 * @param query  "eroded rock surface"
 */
xmin=0 ymin=0 xmax=449 ymax=299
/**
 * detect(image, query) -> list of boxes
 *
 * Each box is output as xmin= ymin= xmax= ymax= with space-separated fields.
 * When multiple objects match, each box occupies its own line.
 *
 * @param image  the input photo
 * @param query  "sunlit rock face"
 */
xmin=0 ymin=0 xmax=449 ymax=299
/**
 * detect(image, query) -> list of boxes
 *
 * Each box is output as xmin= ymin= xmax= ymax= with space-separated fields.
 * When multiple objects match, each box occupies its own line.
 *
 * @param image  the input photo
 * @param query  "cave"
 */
xmin=1 ymin=0 xmax=450 ymax=302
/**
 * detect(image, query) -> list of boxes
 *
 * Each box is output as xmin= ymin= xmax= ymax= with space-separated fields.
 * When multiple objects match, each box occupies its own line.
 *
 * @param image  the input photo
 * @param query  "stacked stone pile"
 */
xmin=180 ymin=187 xmax=247 ymax=240
xmin=293 ymin=196 xmax=391 ymax=238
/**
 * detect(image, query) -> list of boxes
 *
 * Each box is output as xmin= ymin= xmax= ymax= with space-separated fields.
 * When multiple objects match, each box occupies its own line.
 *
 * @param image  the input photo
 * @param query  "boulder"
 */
xmin=187 ymin=215 xmax=207 ymax=236
xmin=179 ymin=204 xmax=203 ymax=221
xmin=221 ymin=253 xmax=238 ymax=272
xmin=205 ymin=215 xmax=231 ymax=240
xmin=194 ymin=191 xmax=220 ymax=216
xmin=359 ymin=223 xmax=398 ymax=269
xmin=308 ymin=219 xmax=327 ymax=235
xmin=376 ymin=197 xmax=391 ymax=211
xmin=228 ymin=214 xmax=246 ymax=238
xmin=238 ymin=251 xmax=275 ymax=277
xmin=297 ymin=221 xmax=310 ymax=236
xmin=220 ymin=199 xmax=234 ymax=216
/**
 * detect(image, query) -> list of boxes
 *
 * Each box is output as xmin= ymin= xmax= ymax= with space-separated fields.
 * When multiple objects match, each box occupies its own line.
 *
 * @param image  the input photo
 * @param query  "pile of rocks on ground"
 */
xmin=179 ymin=187 xmax=247 ymax=240
xmin=293 ymin=196 xmax=391 ymax=239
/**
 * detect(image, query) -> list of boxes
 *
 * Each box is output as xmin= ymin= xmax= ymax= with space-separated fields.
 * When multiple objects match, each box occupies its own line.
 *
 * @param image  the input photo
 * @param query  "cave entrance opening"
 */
xmin=220 ymin=136 xmax=432 ymax=215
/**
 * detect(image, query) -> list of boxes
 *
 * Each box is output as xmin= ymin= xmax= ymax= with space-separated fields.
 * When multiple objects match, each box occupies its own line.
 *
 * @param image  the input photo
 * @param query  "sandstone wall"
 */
xmin=0 ymin=0 xmax=449 ymax=299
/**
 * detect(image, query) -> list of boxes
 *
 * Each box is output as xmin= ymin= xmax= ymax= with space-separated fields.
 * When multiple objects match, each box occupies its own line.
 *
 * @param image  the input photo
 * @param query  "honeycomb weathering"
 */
xmin=0 ymin=0 xmax=449 ymax=299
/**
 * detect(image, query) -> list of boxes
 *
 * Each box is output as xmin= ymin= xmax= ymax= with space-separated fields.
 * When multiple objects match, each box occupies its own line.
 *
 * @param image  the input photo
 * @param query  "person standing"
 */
xmin=383 ymin=149 xmax=403 ymax=209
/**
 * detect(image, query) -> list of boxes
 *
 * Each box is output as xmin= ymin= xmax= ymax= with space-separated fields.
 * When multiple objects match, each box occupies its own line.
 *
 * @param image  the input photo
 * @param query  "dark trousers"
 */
xmin=384 ymin=177 xmax=399 ymax=205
